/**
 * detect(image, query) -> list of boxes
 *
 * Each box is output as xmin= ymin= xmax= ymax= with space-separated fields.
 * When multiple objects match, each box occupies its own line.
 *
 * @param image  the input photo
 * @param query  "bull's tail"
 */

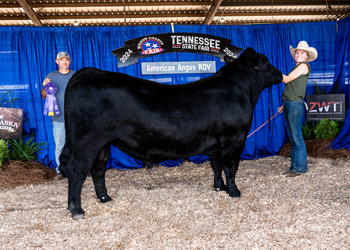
xmin=145 ymin=162 xmax=153 ymax=169
xmin=58 ymin=143 xmax=70 ymax=177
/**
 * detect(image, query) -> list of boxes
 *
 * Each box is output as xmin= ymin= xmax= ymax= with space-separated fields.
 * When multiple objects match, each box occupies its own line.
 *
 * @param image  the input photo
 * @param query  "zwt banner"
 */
xmin=306 ymin=94 xmax=345 ymax=122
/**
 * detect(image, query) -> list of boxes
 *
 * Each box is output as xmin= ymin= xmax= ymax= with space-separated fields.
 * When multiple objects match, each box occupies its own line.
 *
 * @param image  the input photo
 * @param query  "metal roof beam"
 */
xmin=2 ymin=10 xmax=347 ymax=21
xmin=16 ymin=0 xmax=42 ymax=26
xmin=221 ymin=1 xmax=350 ymax=7
xmin=2 ymin=1 xmax=349 ymax=8
xmin=37 ymin=13 xmax=206 ymax=20
xmin=204 ymin=0 xmax=223 ymax=24
xmin=0 ymin=12 xmax=205 ymax=21
xmin=328 ymin=4 xmax=339 ymax=18
xmin=221 ymin=11 xmax=348 ymax=17
xmin=1 ymin=1 xmax=213 ymax=8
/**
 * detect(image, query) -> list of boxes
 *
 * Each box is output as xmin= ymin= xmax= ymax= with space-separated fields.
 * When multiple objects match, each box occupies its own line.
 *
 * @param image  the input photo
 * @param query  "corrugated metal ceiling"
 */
xmin=0 ymin=0 xmax=349 ymax=26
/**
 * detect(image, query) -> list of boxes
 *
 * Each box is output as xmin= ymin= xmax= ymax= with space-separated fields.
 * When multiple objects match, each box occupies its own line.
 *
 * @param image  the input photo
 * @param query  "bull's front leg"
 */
xmin=68 ymin=173 xmax=88 ymax=219
xmin=209 ymin=157 xmax=227 ymax=191
xmin=91 ymin=159 xmax=112 ymax=203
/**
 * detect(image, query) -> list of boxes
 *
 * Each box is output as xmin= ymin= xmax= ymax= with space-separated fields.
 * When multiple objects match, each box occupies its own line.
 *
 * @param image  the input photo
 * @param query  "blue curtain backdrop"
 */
xmin=331 ymin=16 xmax=350 ymax=150
xmin=0 ymin=20 xmax=347 ymax=170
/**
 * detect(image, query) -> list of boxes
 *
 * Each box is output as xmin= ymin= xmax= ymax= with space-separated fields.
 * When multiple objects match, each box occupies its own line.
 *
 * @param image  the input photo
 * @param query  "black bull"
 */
xmin=59 ymin=47 xmax=283 ymax=219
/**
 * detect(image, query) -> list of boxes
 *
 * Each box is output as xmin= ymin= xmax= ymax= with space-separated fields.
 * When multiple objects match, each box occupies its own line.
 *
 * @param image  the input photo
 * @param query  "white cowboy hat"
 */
xmin=290 ymin=41 xmax=318 ymax=62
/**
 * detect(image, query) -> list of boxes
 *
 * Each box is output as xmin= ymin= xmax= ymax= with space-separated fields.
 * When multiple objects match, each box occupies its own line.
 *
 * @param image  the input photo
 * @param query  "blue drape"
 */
xmin=0 ymin=21 xmax=346 ymax=170
xmin=331 ymin=16 xmax=350 ymax=150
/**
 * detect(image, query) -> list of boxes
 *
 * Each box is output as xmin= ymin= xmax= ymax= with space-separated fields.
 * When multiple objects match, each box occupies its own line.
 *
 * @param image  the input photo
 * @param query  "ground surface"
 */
xmin=1 ymin=138 xmax=349 ymax=190
xmin=1 ymin=152 xmax=350 ymax=249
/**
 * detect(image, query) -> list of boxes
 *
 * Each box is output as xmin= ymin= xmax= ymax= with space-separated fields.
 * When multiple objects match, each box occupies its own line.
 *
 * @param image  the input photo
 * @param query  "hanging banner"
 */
xmin=0 ymin=107 xmax=23 ymax=139
xmin=306 ymin=94 xmax=345 ymax=121
xmin=112 ymin=33 xmax=243 ymax=68
xmin=141 ymin=61 xmax=216 ymax=75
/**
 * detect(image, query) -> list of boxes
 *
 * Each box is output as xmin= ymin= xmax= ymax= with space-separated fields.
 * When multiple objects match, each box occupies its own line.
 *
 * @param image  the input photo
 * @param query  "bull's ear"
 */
xmin=224 ymin=55 xmax=235 ymax=64
xmin=242 ymin=47 xmax=258 ymax=65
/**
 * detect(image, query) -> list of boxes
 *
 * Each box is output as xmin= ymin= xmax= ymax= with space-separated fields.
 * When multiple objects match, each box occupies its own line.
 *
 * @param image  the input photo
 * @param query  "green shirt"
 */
xmin=282 ymin=62 xmax=311 ymax=102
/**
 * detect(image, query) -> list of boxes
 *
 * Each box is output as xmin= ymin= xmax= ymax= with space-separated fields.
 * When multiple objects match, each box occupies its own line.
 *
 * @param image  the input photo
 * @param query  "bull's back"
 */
xmin=66 ymin=68 xmax=223 ymax=117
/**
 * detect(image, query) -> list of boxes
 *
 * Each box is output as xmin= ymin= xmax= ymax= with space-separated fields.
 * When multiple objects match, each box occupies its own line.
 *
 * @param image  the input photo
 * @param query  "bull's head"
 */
xmin=241 ymin=47 xmax=283 ymax=87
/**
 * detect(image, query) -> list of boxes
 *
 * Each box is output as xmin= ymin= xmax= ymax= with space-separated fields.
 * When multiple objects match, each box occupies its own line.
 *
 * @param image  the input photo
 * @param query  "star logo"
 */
xmin=140 ymin=39 xmax=164 ymax=55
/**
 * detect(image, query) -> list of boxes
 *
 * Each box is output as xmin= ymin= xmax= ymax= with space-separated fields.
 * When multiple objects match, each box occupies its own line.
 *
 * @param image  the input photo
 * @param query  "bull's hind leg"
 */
xmin=91 ymin=145 xmax=112 ymax=203
xmin=67 ymin=170 xmax=88 ymax=220
xmin=209 ymin=157 xmax=227 ymax=191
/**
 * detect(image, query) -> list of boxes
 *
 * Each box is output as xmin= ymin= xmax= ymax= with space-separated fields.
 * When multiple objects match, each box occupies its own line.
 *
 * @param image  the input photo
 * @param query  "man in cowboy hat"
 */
xmin=278 ymin=41 xmax=318 ymax=177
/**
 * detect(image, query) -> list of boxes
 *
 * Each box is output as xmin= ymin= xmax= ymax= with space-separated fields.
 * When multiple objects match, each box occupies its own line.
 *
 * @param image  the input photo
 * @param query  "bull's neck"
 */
xmin=238 ymin=72 xmax=267 ymax=107
xmin=251 ymin=81 xmax=268 ymax=107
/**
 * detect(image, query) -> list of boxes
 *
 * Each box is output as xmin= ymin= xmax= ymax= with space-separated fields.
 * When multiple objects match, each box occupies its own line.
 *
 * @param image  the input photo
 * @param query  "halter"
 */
xmin=246 ymin=60 xmax=274 ymax=140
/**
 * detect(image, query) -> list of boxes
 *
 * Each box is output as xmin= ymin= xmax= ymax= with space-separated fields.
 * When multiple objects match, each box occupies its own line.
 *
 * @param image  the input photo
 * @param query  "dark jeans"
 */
xmin=283 ymin=100 xmax=308 ymax=174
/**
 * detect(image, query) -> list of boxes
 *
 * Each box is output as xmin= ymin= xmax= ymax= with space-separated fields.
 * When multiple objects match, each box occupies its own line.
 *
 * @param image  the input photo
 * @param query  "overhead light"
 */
xmin=171 ymin=21 xmax=174 ymax=33
xmin=73 ymin=20 xmax=79 ymax=26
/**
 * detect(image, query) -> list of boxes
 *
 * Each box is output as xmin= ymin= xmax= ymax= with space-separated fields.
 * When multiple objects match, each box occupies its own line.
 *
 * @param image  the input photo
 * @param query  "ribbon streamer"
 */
xmin=43 ymin=82 xmax=60 ymax=116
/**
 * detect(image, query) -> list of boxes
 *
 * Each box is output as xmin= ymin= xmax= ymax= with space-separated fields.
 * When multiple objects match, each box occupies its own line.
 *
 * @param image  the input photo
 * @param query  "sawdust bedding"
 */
xmin=1 ymin=154 xmax=350 ymax=249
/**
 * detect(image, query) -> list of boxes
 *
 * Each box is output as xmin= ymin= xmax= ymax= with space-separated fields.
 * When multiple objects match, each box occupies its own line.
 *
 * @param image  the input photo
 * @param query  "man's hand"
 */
xmin=42 ymin=78 xmax=51 ymax=87
xmin=41 ymin=78 xmax=51 ymax=99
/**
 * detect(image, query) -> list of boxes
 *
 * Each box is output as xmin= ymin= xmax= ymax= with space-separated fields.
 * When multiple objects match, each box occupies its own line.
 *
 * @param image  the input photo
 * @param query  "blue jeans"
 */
xmin=52 ymin=121 xmax=65 ymax=174
xmin=283 ymin=100 xmax=308 ymax=174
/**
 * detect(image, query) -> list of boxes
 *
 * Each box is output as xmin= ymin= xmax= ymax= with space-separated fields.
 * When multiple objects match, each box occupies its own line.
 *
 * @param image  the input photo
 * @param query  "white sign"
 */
xmin=141 ymin=61 xmax=216 ymax=75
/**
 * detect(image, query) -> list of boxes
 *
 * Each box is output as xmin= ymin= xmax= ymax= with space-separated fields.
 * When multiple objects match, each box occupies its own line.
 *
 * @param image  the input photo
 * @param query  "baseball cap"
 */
xmin=56 ymin=51 xmax=70 ymax=60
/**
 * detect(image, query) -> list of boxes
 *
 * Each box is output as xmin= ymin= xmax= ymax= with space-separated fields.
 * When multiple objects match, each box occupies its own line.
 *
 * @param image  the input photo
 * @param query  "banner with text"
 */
xmin=306 ymin=94 xmax=345 ymax=122
xmin=0 ymin=107 xmax=23 ymax=139
xmin=112 ymin=33 xmax=243 ymax=68
xmin=141 ymin=61 xmax=216 ymax=75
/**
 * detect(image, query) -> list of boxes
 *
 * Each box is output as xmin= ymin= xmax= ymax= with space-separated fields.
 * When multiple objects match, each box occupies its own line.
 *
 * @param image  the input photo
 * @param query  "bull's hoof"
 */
xmin=98 ymin=196 xmax=112 ymax=203
xmin=72 ymin=214 xmax=85 ymax=220
xmin=228 ymin=189 xmax=241 ymax=198
xmin=68 ymin=205 xmax=85 ymax=220
xmin=214 ymin=185 xmax=227 ymax=192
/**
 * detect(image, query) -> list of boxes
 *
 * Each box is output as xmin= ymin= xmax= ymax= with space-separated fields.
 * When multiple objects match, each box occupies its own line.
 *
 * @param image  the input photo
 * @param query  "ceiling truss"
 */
xmin=0 ymin=0 xmax=349 ymax=26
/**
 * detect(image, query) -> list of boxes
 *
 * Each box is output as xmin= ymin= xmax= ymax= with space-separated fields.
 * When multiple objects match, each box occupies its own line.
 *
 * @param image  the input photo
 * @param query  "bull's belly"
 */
xmin=110 ymin=139 xmax=217 ymax=164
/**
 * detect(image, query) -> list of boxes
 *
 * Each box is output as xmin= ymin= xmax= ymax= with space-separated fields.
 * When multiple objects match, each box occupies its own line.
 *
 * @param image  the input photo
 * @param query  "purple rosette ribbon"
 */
xmin=43 ymin=82 xmax=60 ymax=116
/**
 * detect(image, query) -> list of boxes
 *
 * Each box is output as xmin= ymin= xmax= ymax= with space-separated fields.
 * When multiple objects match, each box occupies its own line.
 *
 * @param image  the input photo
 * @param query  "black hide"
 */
xmin=59 ymin=47 xmax=283 ymax=219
